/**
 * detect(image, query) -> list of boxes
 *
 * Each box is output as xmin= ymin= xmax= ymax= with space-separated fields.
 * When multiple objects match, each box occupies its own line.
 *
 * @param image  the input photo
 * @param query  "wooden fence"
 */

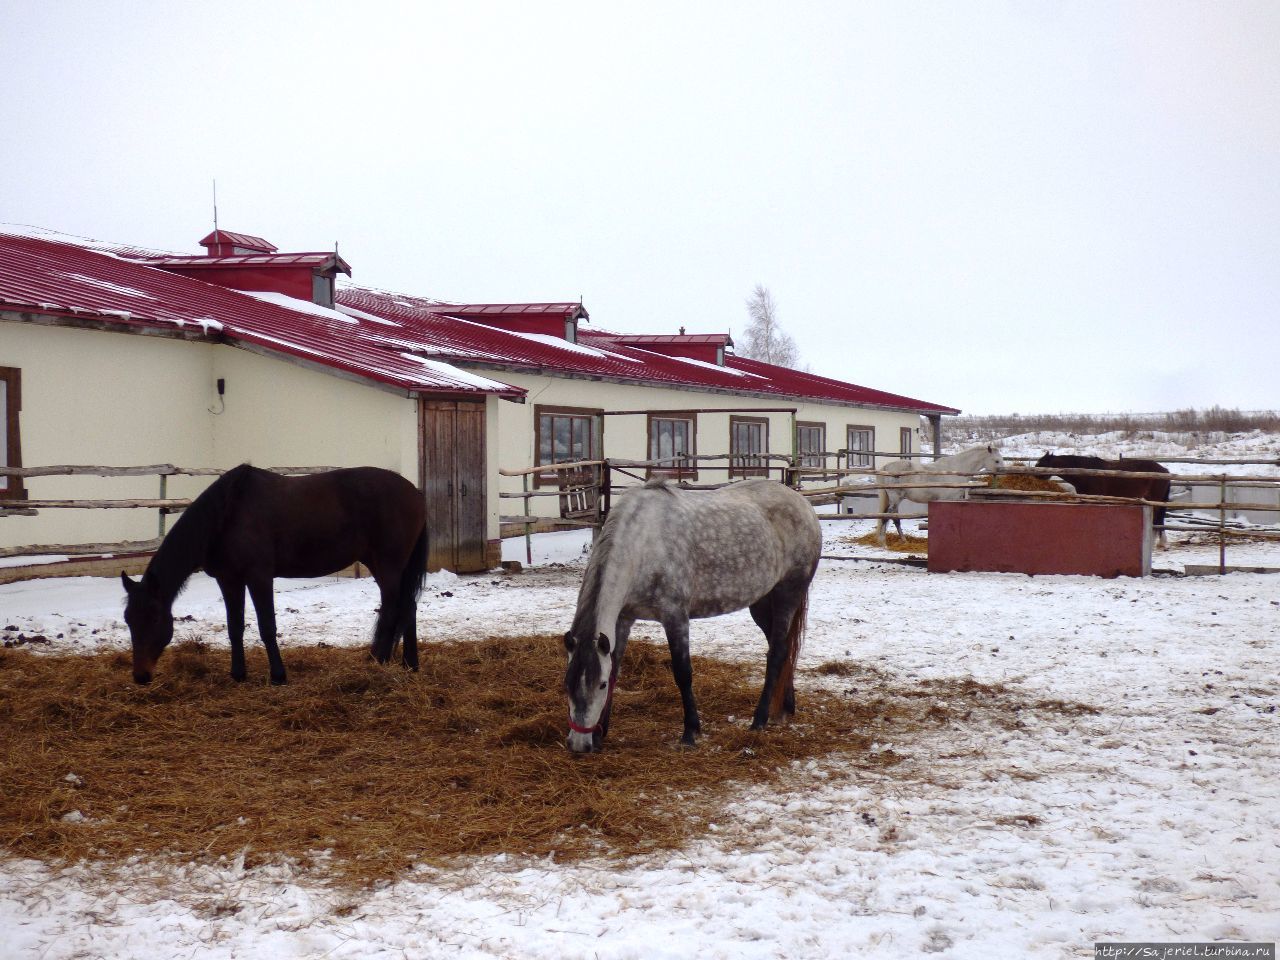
xmin=0 ymin=464 xmax=340 ymax=564
xmin=4 ymin=454 xmax=1279 ymax=576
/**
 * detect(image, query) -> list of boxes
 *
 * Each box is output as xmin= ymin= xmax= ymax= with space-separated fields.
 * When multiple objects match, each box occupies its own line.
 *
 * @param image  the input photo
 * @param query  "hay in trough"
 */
xmin=0 ymin=636 xmax=1093 ymax=888
xmin=989 ymin=474 xmax=1071 ymax=493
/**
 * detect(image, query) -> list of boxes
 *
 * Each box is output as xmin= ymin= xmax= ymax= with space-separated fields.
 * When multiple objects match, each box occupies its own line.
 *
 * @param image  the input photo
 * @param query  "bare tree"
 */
xmin=739 ymin=284 xmax=801 ymax=368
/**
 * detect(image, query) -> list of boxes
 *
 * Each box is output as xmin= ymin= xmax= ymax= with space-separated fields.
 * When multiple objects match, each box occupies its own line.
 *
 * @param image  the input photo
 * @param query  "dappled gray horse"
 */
xmin=563 ymin=477 xmax=822 ymax=753
xmin=875 ymin=444 xmax=1004 ymax=546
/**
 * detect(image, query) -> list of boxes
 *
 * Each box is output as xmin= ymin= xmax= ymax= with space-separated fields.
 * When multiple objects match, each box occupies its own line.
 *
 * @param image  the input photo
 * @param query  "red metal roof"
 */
xmin=0 ymin=226 xmax=960 ymax=415
xmin=609 ymin=333 xmax=731 ymax=346
xmin=337 ymin=285 xmax=960 ymax=414
xmin=153 ymin=253 xmax=349 ymax=270
xmin=198 ymin=230 xmax=277 ymax=253
xmin=0 ymin=230 xmax=523 ymax=399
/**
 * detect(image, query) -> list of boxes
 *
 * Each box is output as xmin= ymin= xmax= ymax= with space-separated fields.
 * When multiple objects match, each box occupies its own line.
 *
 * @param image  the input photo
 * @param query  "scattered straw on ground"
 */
xmin=0 ymin=636 xmax=1093 ymax=888
xmin=846 ymin=530 xmax=931 ymax=553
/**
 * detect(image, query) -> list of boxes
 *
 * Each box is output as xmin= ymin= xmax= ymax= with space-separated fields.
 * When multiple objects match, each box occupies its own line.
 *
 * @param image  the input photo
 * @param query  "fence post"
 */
xmin=1218 ymin=476 xmax=1227 ymax=575
xmin=523 ymin=473 xmax=532 ymax=566
xmin=602 ymin=461 xmax=612 ymax=521
xmin=158 ymin=473 xmax=168 ymax=538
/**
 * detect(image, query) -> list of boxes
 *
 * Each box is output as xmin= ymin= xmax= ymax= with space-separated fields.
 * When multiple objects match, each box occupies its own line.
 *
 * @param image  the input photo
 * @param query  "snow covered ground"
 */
xmin=1 ymin=432 xmax=1278 ymax=958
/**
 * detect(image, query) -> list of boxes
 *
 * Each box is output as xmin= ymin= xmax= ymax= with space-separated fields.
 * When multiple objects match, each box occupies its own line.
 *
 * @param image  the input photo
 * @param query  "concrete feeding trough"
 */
xmin=927 ymin=500 xmax=1153 ymax=577
xmin=839 ymin=490 xmax=926 ymax=519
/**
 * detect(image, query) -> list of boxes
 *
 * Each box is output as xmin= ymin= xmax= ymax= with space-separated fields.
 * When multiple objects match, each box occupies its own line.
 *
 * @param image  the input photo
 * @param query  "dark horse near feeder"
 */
xmin=563 ymin=477 xmax=822 ymax=753
xmin=1035 ymin=453 xmax=1172 ymax=549
xmin=122 ymin=464 xmax=427 ymax=685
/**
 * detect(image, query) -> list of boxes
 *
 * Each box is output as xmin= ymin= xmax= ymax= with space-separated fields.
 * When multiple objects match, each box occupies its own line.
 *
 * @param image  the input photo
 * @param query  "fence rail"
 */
xmin=0 ymin=465 xmax=343 ymax=561
xmin=4 ymin=455 xmax=1279 ymax=573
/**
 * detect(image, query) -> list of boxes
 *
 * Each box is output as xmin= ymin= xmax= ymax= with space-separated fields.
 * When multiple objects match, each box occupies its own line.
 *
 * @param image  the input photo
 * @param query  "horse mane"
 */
xmin=570 ymin=480 xmax=676 ymax=636
xmin=144 ymin=463 xmax=256 ymax=600
xmin=570 ymin=517 xmax=618 ymax=637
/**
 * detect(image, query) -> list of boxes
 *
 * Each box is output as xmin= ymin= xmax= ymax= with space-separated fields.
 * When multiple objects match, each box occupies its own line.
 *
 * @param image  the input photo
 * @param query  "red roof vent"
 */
xmin=198 ymin=230 xmax=278 ymax=257
xmin=603 ymin=333 xmax=734 ymax=366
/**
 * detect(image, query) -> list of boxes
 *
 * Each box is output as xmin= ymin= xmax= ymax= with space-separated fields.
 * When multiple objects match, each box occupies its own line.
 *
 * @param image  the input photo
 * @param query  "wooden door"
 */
xmin=421 ymin=399 xmax=488 ymax=572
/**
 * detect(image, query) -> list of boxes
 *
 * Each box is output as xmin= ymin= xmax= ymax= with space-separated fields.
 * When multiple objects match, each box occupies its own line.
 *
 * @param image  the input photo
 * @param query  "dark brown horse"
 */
xmin=1035 ymin=453 xmax=1172 ymax=549
xmin=122 ymin=464 xmax=427 ymax=684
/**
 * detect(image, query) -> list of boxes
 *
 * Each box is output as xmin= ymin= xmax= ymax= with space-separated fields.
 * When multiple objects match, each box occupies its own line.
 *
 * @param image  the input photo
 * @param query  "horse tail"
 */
xmin=769 ymin=585 xmax=808 ymax=718
xmin=373 ymin=524 xmax=428 ymax=663
xmin=395 ymin=524 xmax=429 ymax=634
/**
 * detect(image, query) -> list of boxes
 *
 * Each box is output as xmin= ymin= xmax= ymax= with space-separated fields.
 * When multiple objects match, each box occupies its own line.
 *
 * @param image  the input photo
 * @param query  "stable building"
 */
xmin=0 ymin=225 xmax=959 ymax=573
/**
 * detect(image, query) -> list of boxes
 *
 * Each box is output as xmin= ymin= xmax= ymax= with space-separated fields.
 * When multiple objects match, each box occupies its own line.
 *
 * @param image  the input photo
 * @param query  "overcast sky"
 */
xmin=3 ymin=1 xmax=1276 ymax=415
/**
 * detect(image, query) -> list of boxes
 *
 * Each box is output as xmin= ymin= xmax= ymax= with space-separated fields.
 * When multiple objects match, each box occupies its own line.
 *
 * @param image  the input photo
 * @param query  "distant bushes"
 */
xmin=944 ymin=407 xmax=1280 ymax=444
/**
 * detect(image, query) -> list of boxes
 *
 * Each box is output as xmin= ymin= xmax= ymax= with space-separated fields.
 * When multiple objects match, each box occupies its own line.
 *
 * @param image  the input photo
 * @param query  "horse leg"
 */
xmin=247 ymin=578 xmax=286 ymax=685
xmin=748 ymin=595 xmax=794 ymax=717
xmin=219 ymin=577 xmax=248 ymax=682
xmin=596 ymin=618 xmax=633 ymax=748
xmin=662 ymin=615 xmax=701 ymax=746
xmin=369 ymin=576 xmax=399 ymax=665
xmin=751 ymin=580 xmax=806 ymax=729
xmin=876 ymin=488 xmax=891 ymax=547
xmin=400 ymin=594 xmax=419 ymax=671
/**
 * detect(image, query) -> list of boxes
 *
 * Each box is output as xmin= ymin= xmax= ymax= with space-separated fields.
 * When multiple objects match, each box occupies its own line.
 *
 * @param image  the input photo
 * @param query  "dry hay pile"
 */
xmin=846 ymin=530 xmax=930 ymax=553
xmin=989 ymin=474 xmax=1071 ymax=493
xmin=0 ymin=636 xmax=1093 ymax=888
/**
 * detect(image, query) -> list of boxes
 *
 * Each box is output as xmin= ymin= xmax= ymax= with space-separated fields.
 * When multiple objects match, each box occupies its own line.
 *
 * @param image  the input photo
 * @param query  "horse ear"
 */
xmin=563 ymin=631 xmax=575 ymax=652
xmin=597 ymin=633 xmax=611 ymax=655
xmin=121 ymin=572 xmax=138 ymax=596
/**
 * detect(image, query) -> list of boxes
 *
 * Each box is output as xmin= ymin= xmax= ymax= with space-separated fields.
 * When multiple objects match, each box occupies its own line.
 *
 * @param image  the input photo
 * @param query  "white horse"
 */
xmin=875 ymin=444 xmax=1004 ymax=547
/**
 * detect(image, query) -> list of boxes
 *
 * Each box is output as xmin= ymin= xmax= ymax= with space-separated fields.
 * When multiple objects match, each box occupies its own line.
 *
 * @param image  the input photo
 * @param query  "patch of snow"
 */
xmin=57 ymin=273 xmax=157 ymax=299
xmin=228 ymin=330 xmax=325 ymax=358
xmin=459 ymin=320 xmax=647 ymax=365
xmin=397 ymin=354 xmax=519 ymax=392
xmin=239 ymin=290 xmax=358 ymax=323
xmin=635 ymin=349 xmax=768 ymax=378
xmin=335 ymin=303 xmax=400 ymax=327
xmin=2 ymin=434 xmax=1279 ymax=958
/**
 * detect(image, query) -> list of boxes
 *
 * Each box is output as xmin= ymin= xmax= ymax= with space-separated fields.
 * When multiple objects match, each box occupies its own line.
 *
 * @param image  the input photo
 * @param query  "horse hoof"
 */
xmin=679 ymin=732 xmax=697 ymax=747
xmin=231 ymin=671 xmax=246 ymax=683
xmin=270 ymin=674 xmax=287 ymax=686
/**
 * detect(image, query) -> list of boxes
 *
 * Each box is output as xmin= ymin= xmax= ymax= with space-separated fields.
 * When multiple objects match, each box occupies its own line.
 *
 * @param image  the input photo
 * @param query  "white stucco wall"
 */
xmin=2 ymin=322 xmax=218 ymax=548
xmin=2 ymin=321 xmax=420 ymax=551
xmin=4 ymin=318 xmax=935 ymax=558
xmin=209 ymin=348 xmax=417 ymax=477
xmin=489 ymin=370 xmax=927 ymax=508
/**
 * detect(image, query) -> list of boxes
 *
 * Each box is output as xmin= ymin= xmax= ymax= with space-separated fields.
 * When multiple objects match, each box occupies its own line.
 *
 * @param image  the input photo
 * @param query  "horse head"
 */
xmin=983 ymin=444 xmax=1006 ymax=473
xmin=563 ymin=627 xmax=616 ymax=754
xmin=121 ymin=572 xmax=174 ymax=684
xmin=1035 ymin=452 xmax=1063 ymax=469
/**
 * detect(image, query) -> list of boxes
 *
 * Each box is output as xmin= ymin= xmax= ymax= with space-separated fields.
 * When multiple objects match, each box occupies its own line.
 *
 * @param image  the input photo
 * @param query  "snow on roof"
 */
xmin=0 ymin=226 xmax=960 ymax=414
xmin=0 ymin=231 xmax=523 ymax=399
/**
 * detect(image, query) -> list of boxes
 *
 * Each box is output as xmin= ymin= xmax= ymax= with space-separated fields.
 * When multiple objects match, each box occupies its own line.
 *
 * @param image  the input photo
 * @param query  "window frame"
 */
xmin=900 ymin=426 xmax=913 ymax=457
xmin=729 ymin=415 xmax=770 ymax=479
xmin=796 ymin=420 xmax=826 ymax=470
xmin=846 ymin=424 xmax=875 ymax=469
xmin=533 ymin=404 xmax=602 ymax=487
xmin=0 ymin=367 xmax=23 ymax=501
xmin=646 ymin=410 xmax=698 ymax=480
